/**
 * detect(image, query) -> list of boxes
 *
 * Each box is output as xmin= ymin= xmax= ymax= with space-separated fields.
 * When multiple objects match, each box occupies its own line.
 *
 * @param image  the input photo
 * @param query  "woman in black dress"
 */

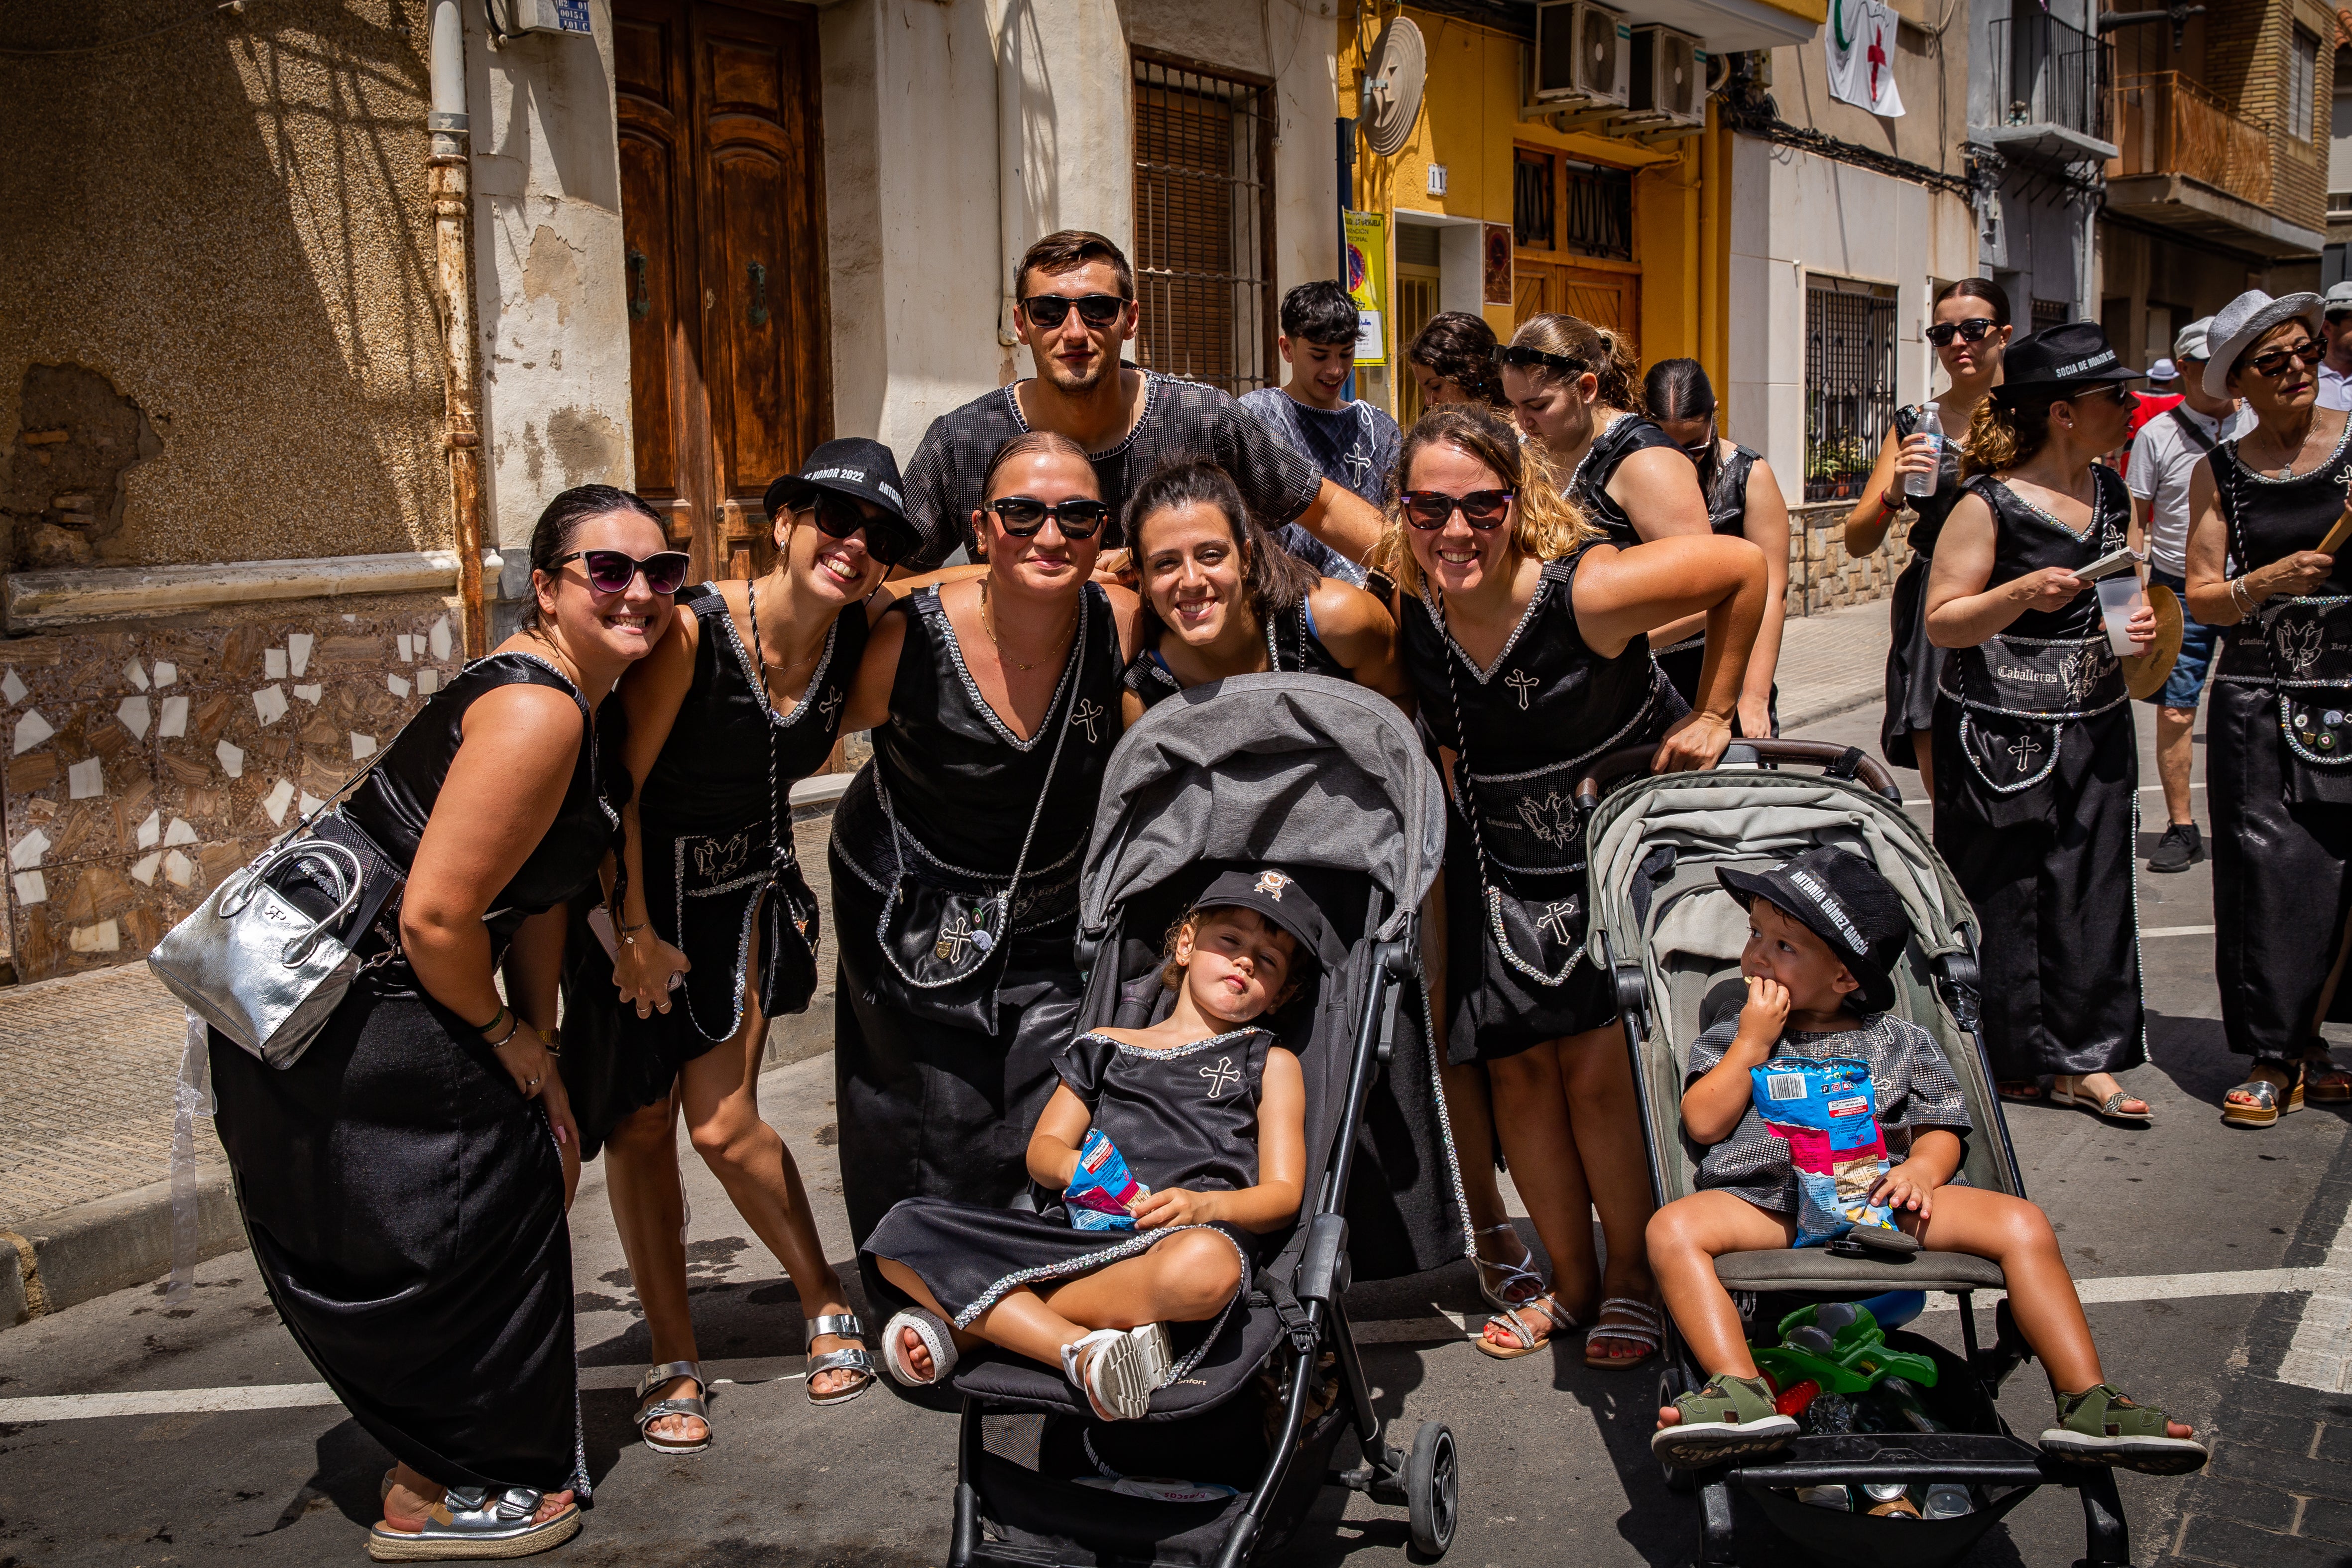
xmin=829 ymin=431 xmax=1142 ymax=1296
xmin=1372 ymin=407 xmax=1766 ymax=1369
xmin=1849 ymin=279 xmax=2012 ymax=801
xmin=1646 ymin=358 xmax=1790 ymax=735
xmin=563 ymin=443 xmax=927 ymax=1447
xmin=1497 ymin=313 xmax=1710 ymax=550
xmin=207 ymin=485 xmax=677 ymax=1559
xmin=1926 ymin=323 xmax=2156 ymax=1119
xmin=2180 ymin=290 xmax=2352 ymax=1126
xmin=1119 ymin=460 xmax=1404 ymax=719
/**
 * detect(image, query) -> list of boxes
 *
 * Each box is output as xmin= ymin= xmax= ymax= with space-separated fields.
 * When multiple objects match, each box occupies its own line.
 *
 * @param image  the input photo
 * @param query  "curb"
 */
xmin=2 ymin=1168 xmax=243 ymax=1327
xmin=1779 ymin=683 xmax=1885 ymax=735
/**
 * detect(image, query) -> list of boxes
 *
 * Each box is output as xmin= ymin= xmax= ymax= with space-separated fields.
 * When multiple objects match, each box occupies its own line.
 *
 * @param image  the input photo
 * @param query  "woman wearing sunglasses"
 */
xmin=1119 ymin=460 xmax=1405 ymax=716
xmin=2179 ymin=291 xmax=2352 ymax=1128
xmin=554 ymin=442 xmax=934 ymax=1451
xmin=206 ymin=485 xmax=674 ymax=1560
xmin=1497 ymin=314 xmax=1711 ymax=550
xmin=1925 ymin=322 xmax=2156 ymax=1122
xmin=1370 ymin=407 xmax=1765 ymax=1370
xmin=1850 ymin=279 xmax=2014 ymax=806
xmin=828 ymin=430 xmax=1142 ymax=1299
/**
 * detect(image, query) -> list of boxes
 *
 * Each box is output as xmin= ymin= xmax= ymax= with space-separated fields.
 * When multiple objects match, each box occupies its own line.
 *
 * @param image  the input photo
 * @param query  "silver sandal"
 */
xmin=366 ymin=1485 xmax=581 ymax=1561
xmin=1472 ymin=1223 xmax=1547 ymax=1313
xmin=634 ymin=1359 xmax=710 ymax=1454
xmin=807 ymin=1312 xmax=877 ymax=1407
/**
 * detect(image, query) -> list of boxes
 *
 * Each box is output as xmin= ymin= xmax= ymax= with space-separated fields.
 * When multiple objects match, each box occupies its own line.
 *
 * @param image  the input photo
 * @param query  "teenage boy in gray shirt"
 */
xmin=1238 ymin=282 xmax=1401 ymax=588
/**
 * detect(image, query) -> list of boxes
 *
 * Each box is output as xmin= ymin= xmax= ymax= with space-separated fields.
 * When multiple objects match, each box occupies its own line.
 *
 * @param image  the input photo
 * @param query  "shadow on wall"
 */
xmin=0 ymin=0 xmax=452 ymax=572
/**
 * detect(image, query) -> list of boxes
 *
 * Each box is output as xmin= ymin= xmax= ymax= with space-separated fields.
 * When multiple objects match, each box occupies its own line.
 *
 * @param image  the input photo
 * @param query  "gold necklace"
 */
xmin=980 ymin=581 xmax=1076 ymax=672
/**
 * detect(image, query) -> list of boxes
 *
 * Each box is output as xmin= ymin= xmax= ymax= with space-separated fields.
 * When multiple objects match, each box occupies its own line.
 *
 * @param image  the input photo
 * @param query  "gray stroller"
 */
xmin=1582 ymin=739 xmax=2137 ymax=1568
xmin=941 ymin=674 xmax=1468 ymax=1568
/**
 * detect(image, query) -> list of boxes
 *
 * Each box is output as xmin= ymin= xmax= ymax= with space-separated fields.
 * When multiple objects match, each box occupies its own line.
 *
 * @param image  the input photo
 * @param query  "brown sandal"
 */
xmin=2223 ymin=1060 xmax=2302 ymax=1128
xmin=2304 ymin=1050 xmax=2352 ymax=1105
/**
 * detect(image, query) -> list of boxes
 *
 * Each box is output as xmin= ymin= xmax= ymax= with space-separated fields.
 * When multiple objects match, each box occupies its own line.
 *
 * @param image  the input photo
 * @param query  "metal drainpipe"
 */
xmin=429 ymin=0 xmax=487 ymax=657
xmin=996 ymin=0 xmax=1025 ymax=349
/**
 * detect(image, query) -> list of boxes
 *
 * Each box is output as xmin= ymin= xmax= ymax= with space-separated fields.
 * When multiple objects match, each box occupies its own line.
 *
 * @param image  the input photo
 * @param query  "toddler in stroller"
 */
xmin=1646 ymin=844 xmax=2206 ymax=1478
xmin=862 ymin=869 xmax=1328 ymax=1422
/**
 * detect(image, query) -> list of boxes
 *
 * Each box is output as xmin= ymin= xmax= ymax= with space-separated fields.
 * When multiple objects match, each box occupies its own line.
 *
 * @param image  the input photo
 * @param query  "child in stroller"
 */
xmin=1646 ymin=844 xmax=2208 ymax=1478
xmin=862 ymin=869 xmax=1326 ymax=1424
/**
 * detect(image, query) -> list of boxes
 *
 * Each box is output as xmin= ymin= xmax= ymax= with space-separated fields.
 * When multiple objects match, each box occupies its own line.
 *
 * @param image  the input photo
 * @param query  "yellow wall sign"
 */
xmin=1344 ymin=210 xmax=1389 ymax=365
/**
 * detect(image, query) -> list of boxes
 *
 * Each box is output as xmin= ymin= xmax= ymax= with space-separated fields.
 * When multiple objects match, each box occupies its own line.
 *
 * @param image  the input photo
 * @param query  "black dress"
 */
xmin=1931 ymin=470 xmax=2145 ymax=1081
xmin=860 ymin=1026 xmax=1268 ymax=1369
xmin=1654 ymin=442 xmax=1778 ymax=732
xmin=558 ymin=582 xmax=866 ymax=1150
xmin=1401 ymin=552 xmax=1681 ymax=1061
xmin=208 ymin=652 xmax=612 ymax=1498
xmin=2207 ymin=430 xmax=2352 ymax=1059
xmin=830 ymin=583 xmax=1125 ymax=1294
xmin=1122 ymin=597 xmax=1347 ymax=710
xmin=1569 ymin=412 xmax=1684 ymax=548
xmin=1882 ymin=404 xmax=1967 ymax=770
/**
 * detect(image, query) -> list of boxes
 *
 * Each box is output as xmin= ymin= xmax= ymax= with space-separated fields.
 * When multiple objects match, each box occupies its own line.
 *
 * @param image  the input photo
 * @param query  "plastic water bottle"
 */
xmin=1905 ymin=403 xmax=1943 ymax=498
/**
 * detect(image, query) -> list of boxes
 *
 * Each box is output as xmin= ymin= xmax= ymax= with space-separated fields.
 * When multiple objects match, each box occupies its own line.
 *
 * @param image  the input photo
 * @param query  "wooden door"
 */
xmin=1512 ymin=258 xmax=1640 ymax=354
xmin=616 ymin=0 xmax=828 ymax=582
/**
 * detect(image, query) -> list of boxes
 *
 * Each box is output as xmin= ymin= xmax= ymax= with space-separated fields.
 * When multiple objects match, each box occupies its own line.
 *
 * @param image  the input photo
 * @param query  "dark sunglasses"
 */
xmin=558 ymin=549 xmax=691 ymax=596
xmin=1925 ymin=317 xmax=2000 ymax=348
xmin=987 ymin=495 xmax=1111 ymax=538
xmin=2248 ymin=338 xmax=2326 ymax=377
xmin=1401 ymin=489 xmax=1516 ymax=530
xmin=801 ymin=492 xmax=917 ymax=567
xmin=1492 ymin=345 xmax=1581 ymax=374
xmin=1020 ymin=294 xmax=1127 ymax=330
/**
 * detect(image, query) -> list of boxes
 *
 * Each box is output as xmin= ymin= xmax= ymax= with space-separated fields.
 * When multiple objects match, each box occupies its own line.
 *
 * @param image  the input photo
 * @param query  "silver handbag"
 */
xmin=147 ymin=834 xmax=380 ymax=1069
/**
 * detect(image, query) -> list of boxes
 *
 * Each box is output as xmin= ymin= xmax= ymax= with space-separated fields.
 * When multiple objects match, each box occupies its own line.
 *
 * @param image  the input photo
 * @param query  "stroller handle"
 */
xmin=1572 ymin=739 xmax=1903 ymax=809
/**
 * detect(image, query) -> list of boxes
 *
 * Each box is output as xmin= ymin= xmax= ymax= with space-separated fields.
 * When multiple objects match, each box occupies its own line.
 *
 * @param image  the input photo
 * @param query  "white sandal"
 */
xmin=1473 ymin=1223 xmax=1547 ymax=1313
xmin=882 ymin=1307 xmax=959 ymax=1388
xmin=1059 ymin=1324 xmax=1171 ymax=1421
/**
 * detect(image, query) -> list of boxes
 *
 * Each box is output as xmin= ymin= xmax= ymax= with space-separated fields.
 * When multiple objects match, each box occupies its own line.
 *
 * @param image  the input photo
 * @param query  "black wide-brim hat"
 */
xmin=1192 ymin=867 xmax=1344 ymax=976
xmin=1993 ymin=320 xmax=2143 ymax=405
xmin=1716 ymin=846 xmax=1909 ymax=1015
xmin=763 ymin=437 xmax=917 ymax=542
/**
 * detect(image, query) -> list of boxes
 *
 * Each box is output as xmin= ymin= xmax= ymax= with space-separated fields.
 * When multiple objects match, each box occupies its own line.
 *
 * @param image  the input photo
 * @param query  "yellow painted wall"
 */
xmin=1338 ymin=6 xmax=1727 ymax=408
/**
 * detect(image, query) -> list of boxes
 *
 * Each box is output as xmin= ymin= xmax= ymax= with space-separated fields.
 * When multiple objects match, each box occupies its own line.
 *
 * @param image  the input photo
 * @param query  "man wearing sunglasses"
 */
xmin=897 ymin=230 xmax=1385 ymax=579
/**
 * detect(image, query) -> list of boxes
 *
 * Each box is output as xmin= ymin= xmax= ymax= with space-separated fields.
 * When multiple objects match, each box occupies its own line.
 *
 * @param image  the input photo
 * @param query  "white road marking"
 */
xmin=2276 ymin=1201 xmax=2352 ymax=1392
xmin=1919 ymin=1267 xmax=2325 ymax=1314
xmin=2142 ymin=924 xmax=2216 ymax=938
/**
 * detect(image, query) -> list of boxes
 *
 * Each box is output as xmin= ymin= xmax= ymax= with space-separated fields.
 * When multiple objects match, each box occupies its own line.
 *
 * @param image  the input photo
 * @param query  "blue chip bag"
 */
xmin=1749 ymin=1055 xmax=1905 ymax=1249
xmin=1065 ymin=1128 xmax=1149 ymax=1231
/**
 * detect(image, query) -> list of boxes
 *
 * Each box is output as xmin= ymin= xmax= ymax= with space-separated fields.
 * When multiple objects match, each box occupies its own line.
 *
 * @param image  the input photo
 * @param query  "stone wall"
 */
xmin=1786 ymin=500 xmax=1913 ymax=616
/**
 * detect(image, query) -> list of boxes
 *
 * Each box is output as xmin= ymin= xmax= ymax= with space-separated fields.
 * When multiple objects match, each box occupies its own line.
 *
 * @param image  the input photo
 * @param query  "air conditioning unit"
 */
xmin=1533 ymin=1 xmax=1631 ymax=109
xmin=1627 ymin=25 xmax=1707 ymax=127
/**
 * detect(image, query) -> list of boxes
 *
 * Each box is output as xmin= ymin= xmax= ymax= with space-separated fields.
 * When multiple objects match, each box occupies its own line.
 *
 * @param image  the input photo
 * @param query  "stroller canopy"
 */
xmin=1080 ymin=674 xmax=1445 ymax=952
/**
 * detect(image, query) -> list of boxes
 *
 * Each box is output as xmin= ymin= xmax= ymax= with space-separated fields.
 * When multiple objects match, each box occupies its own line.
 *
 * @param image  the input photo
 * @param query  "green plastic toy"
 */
xmin=1750 ymin=1301 xmax=1939 ymax=1395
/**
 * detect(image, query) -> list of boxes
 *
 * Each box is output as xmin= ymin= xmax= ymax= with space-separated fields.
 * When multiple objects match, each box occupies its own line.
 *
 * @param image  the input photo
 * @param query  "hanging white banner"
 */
xmin=1826 ymin=0 xmax=1905 ymax=118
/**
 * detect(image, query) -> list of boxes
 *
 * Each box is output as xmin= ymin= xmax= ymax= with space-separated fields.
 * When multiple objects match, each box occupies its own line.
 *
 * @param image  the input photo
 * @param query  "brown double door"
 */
xmin=616 ymin=0 xmax=828 ymax=581
xmin=1513 ymin=258 xmax=1640 ymax=353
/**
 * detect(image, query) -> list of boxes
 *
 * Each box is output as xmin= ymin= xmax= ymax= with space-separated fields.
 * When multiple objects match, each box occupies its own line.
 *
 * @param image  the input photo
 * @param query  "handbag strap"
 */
xmin=1428 ymin=584 xmax=1506 ymax=901
xmin=2169 ymin=404 xmax=2219 ymax=457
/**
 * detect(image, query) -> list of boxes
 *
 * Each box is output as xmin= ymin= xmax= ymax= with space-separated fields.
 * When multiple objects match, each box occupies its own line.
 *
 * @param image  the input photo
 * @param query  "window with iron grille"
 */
xmin=2031 ymin=296 xmax=2069 ymax=332
xmin=1559 ymin=160 xmax=1633 ymax=261
xmin=1804 ymin=278 xmax=1899 ymax=503
xmin=1132 ymin=55 xmax=1276 ymax=396
xmin=1515 ymin=149 xmax=1555 ymax=248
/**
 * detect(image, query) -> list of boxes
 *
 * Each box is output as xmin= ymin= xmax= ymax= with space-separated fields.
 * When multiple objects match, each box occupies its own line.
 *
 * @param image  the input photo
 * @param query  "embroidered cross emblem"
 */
xmin=1069 ymin=698 xmax=1104 ymax=743
xmin=818 ymin=689 xmax=844 ymax=724
xmin=934 ymin=916 xmax=974 ymax=964
xmin=1506 ymin=669 xmax=1538 ymax=710
xmin=2335 ymin=466 xmax=2352 ymax=512
xmin=2005 ymin=732 xmax=2044 ymax=775
xmin=1536 ymin=900 xmax=1579 ymax=945
xmin=1198 ymin=1056 xmax=1241 ymax=1098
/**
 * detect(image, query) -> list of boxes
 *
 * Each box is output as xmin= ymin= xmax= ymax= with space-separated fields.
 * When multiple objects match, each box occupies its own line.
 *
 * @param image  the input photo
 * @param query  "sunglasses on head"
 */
xmin=800 ymin=491 xmax=917 ymax=567
xmin=558 ymin=549 xmax=691 ymax=597
xmin=1492 ymin=345 xmax=1582 ymax=374
xmin=1926 ymin=317 xmax=2000 ymax=348
xmin=1020 ymin=294 xmax=1127 ymax=330
xmin=2248 ymin=338 xmax=2325 ymax=377
xmin=1400 ymin=489 xmax=1516 ymax=530
xmin=987 ymin=495 xmax=1111 ymax=539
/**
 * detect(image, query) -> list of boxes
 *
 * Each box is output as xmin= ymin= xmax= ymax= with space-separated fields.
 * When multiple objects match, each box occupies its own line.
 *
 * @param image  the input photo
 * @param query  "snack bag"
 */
xmin=1749 ymin=1055 xmax=1904 ymax=1248
xmin=1065 ymin=1128 xmax=1149 ymax=1231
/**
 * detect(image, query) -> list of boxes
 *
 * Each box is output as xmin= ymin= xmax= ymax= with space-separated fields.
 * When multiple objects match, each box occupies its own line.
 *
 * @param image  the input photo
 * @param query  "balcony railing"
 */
xmin=1989 ymin=12 xmax=2109 ymax=143
xmin=2106 ymin=72 xmax=2273 ymax=208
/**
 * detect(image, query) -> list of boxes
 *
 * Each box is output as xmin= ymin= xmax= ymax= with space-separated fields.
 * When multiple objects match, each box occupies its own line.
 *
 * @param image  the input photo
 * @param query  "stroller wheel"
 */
xmin=1656 ymin=1368 xmax=1696 ymax=1495
xmin=1405 ymin=1421 xmax=1458 ymax=1557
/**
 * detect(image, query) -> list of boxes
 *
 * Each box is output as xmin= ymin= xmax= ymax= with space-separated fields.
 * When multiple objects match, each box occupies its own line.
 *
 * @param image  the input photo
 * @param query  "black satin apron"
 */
xmin=1931 ymin=471 xmax=2145 ymax=1081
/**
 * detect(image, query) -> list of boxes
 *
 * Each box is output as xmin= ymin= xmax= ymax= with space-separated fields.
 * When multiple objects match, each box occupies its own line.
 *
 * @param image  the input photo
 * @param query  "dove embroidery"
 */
xmin=1515 ymin=790 xmax=1581 ymax=848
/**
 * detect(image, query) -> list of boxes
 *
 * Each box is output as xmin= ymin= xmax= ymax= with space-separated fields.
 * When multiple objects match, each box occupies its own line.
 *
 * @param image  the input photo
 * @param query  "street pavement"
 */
xmin=2 ymin=625 xmax=2349 ymax=1568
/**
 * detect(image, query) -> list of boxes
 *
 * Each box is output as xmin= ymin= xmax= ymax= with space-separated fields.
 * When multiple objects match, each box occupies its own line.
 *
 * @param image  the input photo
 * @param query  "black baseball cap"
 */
xmin=1193 ymin=868 xmax=1342 ymax=976
xmin=763 ymin=438 xmax=919 ymax=550
xmin=1993 ymin=321 xmax=2143 ymax=404
xmin=1717 ymin=846 xmax=1909 ymax=1014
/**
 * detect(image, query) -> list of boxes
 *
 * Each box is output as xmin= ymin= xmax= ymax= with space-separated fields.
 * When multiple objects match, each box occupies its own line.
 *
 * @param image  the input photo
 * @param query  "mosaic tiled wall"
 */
xmin=2 ymin=593 xmax=460 ymax=982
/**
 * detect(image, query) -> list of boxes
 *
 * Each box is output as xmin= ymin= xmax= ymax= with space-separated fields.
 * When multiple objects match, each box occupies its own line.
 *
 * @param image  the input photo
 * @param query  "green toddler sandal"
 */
xmin=2040 ymin=1384 xmax=2209 ymax=1475
xmin=1649 ymin=1372 xmax=1798 ymax=1469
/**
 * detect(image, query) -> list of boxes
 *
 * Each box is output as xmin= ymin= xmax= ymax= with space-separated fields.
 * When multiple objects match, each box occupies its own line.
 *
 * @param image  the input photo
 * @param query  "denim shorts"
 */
xmin=2141 ymin=568 xmax=2217 ymax=711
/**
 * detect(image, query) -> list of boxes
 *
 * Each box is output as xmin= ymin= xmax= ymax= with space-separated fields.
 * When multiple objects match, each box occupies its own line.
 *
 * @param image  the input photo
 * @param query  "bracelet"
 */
xmin=541 ymin=1028 xmax=561 ymax=1058
xmin=2230 ymin=575 xmax=2258 ymax=615
xmin=471 ymin=1002 xmax=509 ymax=1037
xmin=485 ymin=1014 xmax=522 ymax=1048
xmin=615 ymin=917 xmax=649 ymax=934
